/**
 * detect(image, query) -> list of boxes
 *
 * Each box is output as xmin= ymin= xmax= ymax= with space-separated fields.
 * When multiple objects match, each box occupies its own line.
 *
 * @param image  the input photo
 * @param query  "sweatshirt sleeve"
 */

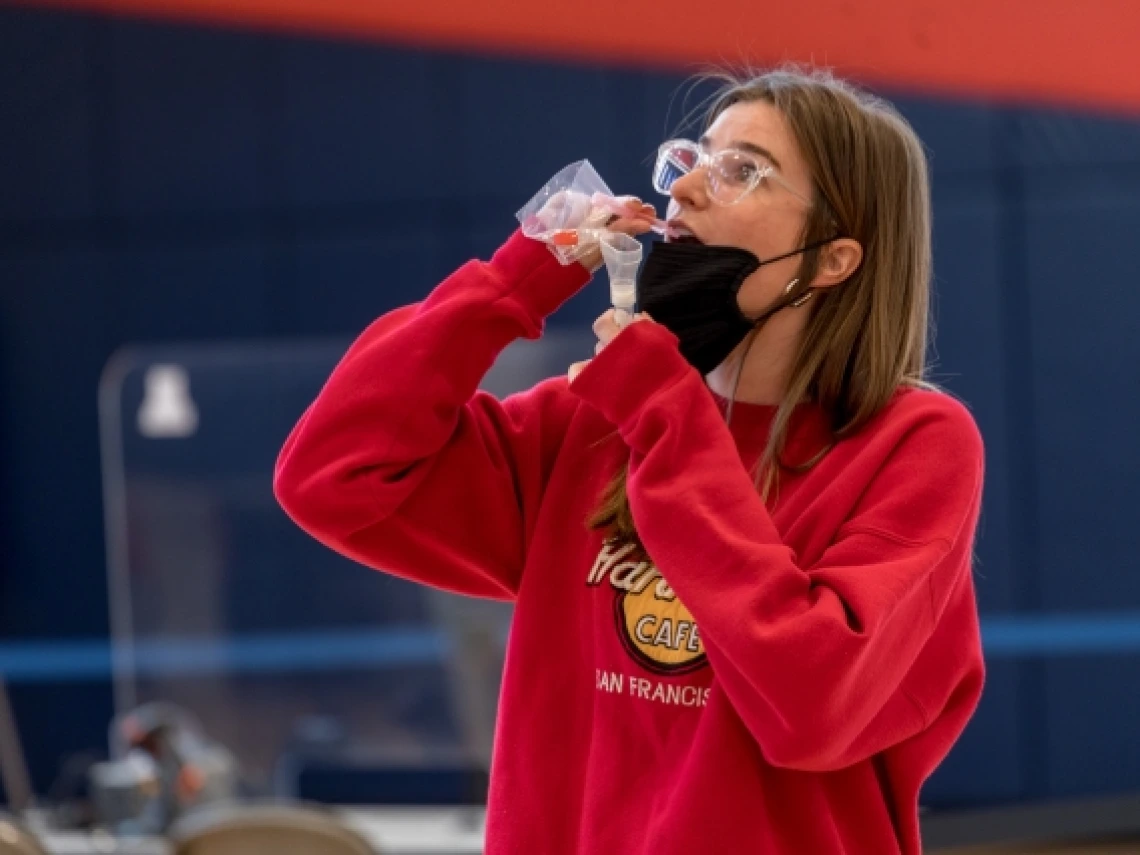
xmin=274 ymin=231 xmax=590 ymax=600
xmin=569 ymin=321 xmax=985 ymax=772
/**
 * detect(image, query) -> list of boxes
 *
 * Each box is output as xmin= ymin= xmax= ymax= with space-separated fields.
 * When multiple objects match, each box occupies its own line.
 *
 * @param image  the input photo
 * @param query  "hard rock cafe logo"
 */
xmin=586 ymin=539 xmax=708 ymax=676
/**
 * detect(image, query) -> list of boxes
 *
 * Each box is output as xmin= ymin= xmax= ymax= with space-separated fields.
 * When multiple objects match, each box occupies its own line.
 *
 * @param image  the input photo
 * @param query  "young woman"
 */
xmin=275 ymin=66 xmax=986 ymax=854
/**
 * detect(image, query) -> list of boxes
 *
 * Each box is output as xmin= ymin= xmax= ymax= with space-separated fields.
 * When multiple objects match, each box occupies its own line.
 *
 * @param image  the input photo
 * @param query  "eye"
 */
xmin=717 ymin=151 xmax=762 ymax=186
xmin=733 ymin=162 xmax=759 ymax=183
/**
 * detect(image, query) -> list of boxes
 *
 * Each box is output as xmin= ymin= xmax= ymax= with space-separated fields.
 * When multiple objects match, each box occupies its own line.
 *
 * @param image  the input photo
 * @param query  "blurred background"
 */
xmin=1 ymin=0 xmax=1139 ymax=852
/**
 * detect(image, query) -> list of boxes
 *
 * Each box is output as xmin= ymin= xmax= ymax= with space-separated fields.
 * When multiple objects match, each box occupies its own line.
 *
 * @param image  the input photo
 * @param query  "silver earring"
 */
xmin=784 ymin=278 xmax=812 ymax=307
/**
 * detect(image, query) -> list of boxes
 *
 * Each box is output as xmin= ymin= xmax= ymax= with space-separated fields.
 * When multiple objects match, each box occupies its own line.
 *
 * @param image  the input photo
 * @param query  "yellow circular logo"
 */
xmin=614 ymin=580 xmax=707 ymax=675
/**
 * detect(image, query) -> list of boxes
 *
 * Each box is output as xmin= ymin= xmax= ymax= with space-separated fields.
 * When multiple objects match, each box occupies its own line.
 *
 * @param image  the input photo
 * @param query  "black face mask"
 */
xmin=637 ymin=238 xmax=834 ymax=375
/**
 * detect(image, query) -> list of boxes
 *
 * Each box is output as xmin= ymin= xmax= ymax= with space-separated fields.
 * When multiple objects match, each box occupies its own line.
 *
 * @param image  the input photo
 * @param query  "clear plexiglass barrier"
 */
xmin=98 ymin=329 xmax=593 ymax=800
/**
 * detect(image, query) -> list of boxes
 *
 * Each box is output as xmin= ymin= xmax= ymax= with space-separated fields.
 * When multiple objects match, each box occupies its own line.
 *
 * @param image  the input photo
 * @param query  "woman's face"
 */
xmin=665 ymin=100 xmax=815 ymax=317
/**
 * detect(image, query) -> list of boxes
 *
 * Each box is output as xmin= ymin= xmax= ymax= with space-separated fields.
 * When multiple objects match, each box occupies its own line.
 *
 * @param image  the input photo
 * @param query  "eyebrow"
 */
xmin=699 ymin=134 xmax=783 ymax=172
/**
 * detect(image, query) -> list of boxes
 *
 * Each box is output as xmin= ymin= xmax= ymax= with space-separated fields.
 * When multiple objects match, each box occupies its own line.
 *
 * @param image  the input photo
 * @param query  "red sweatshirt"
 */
xmin=275 ymin=230 xmax=986 ymax=854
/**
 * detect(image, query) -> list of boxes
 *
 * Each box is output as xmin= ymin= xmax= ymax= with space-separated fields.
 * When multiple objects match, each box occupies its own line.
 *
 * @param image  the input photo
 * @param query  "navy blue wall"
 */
xmin=2 ymin=6 xmax=1139 ymax=806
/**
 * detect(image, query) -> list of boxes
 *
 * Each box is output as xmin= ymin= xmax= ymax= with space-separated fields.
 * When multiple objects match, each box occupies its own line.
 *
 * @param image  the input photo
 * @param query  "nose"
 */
xmin=669 ymin=165 xmax=709 ymax=212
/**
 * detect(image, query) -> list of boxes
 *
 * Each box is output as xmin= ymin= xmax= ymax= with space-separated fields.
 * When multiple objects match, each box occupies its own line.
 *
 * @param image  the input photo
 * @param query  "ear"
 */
xmin=810 ymin=238 xmax=863 ymax=290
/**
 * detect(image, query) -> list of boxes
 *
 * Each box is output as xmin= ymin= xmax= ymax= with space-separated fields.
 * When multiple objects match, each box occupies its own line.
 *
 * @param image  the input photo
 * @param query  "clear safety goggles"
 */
xmin=652 ymin=138 xmax=812 ymax=207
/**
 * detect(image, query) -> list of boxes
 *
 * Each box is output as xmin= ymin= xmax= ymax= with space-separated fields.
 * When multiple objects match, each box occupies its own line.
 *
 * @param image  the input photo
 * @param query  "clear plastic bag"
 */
xmin=517 ymin=160 xmax=664 ymax=323
xmin=515 ymin=160 xmax=620 ymax=266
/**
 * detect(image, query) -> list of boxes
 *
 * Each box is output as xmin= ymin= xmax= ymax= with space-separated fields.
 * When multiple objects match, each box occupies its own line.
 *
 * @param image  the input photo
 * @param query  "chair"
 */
xmin=169 ymin=802 xmax=377 ymax=855
xmin=0 ymin=816 xmax=47 ymax=855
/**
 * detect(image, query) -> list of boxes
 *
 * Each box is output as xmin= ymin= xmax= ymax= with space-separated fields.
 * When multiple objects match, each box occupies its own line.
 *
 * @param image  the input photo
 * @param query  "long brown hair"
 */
xmin=589 ymin=65 xmax=936 ymax=547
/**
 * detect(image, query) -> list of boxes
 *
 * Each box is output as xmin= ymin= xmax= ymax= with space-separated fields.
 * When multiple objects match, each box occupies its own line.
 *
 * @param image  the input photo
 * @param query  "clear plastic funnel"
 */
xmin=600 ymin=232 xmax=642 ymax=323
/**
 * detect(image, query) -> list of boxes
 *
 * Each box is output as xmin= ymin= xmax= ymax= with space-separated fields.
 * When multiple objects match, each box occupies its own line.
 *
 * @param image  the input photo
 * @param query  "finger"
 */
xmin=568 ymin=360 xmax=590 ymax=383
xmin=595 ymin=340 xmax=606 ymax=356
xmin=612 ymin=197 xmax=658 ymax=218
xmin=611 ymin=208 xmax=656 ymax=224
xmin=591 ymin=309 xmax=615 ymax=337
xmin=608 ymin=217 xmax=654 ymax=238
xmin=591 ymin=310 xmax=622 ymax=345
xmin=614 ymin=197 xmax=657 ymax=219
xmin=605 ymin=196 xmax=655 ymax=223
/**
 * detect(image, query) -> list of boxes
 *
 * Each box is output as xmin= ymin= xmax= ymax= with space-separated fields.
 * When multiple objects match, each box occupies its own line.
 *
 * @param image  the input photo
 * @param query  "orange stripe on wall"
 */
xmin=8 ymin=0 xmax=1140 ymax=113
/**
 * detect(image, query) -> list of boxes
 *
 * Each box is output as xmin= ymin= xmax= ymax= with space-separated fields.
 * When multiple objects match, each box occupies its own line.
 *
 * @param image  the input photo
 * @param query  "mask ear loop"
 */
xmin=720 ymin=233 xmax=837 ymax=425
xmin=723 ymin=326 xmax=757 ymax=428
xmin=722 ymin=274 xmax=816 ymax=487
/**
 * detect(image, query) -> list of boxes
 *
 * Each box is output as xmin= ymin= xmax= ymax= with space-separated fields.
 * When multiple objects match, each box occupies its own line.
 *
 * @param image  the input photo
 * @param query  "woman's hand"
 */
xmin=574 ymin=197 xmax=658 ymax=273
xmin=568 ymin=310 xmax=654 ymax=383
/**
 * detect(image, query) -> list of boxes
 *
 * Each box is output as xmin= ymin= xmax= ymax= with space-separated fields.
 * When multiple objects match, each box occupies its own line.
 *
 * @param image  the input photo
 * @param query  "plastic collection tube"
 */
xmin=600 ymin=232 xmax=642 ymax=324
